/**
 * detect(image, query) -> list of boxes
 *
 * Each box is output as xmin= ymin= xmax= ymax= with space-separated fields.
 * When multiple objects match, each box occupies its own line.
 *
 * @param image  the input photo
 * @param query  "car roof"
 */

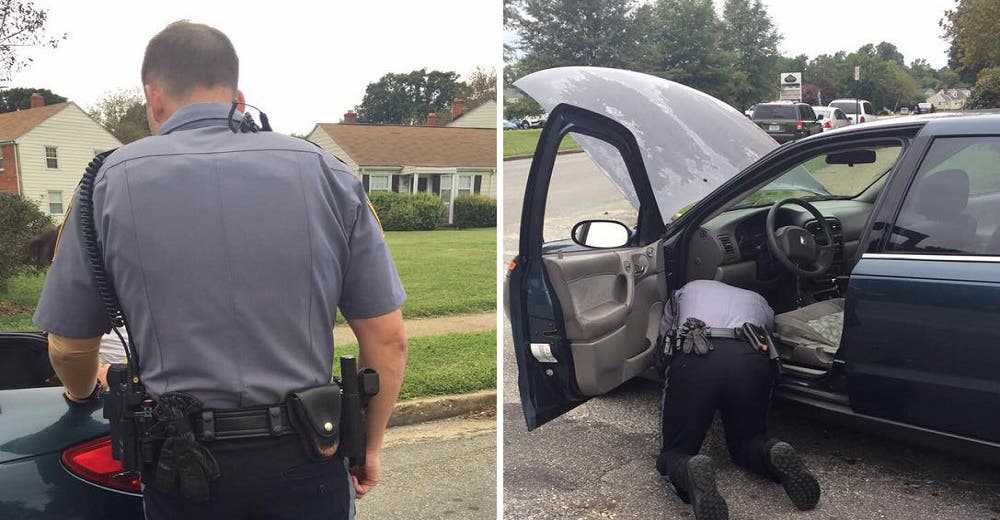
xmin=799 ymin=110 xmax=1000 ymax=140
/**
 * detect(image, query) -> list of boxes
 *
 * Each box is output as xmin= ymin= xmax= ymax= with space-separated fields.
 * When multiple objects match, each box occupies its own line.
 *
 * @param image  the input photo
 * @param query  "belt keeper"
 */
xmin=268 ymin=406 xmax=282 ymax=436
xmin=201 ymin=410 xmax=215 ymax=442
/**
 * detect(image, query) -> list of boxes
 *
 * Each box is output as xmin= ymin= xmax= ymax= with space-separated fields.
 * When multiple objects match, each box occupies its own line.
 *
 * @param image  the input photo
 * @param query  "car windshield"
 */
xmin=732 ymin=145 xmax=903 ymax=209
xmin=814 ymin=109 xmax=830 ymax=120
xmin=830 ymin=101 xmax=860 ymax=114
xmin=753 ymin=105 xmax=797 ymax=119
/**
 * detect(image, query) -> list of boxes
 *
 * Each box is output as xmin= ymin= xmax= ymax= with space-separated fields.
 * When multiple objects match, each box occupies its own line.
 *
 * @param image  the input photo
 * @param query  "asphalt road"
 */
xmin=358 ymin=414 xmax=496 ymax=519
xmin=501 ymin=156 xmax=1000 ymax=520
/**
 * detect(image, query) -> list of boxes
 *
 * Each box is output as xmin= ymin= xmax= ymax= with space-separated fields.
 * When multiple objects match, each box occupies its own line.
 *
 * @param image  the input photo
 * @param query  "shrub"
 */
xmin=965 ymin=67 xmax=1000 ymax=110
xmin=368 ymin=191 xmax=447 ymax=231
xmin=0 ymin=194 xmax=53 ymax=292
xmin=453 ymin=195 xmax=496 ymax=229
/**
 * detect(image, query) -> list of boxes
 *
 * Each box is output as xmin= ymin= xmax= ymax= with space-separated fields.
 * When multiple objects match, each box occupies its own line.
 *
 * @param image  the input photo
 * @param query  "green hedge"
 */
xmin=453 ymin=195 xmax=496 ymax=229
xmin=368 ymin=192 xmax=447 ymax=231
xmin=0 ymin=194 xmax=52 ymax=292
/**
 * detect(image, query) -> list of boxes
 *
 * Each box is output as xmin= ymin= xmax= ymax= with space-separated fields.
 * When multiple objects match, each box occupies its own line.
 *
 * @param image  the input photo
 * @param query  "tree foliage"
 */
xmin=458 ymin=66 xmax=497 ymax=107
xmin=942 ymin=0 xmax=1000 ymax=83
xmin=720 ymin=0 xmax=781 ymax=111
xmin=965 ymin=66 xmax=1000 ymax=109
xmin=87 ymin=88 xmax=150 ymax=144
xmin=0 ymin=0 xmax=65 ymax=81
xmin=0 ymin=193 xmax=51 ymax=292
xmin=355 ymin=69 xmax=461 ymax=125
xmin=0 ymin=87 xmax=65 ymax=112
xmin=642 ymin=0 xmax=733 ymax=100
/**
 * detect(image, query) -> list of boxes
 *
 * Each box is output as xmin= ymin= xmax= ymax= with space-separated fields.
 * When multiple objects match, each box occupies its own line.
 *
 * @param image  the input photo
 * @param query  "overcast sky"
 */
xmin=7 ymin=0 xmax=499 ymax=135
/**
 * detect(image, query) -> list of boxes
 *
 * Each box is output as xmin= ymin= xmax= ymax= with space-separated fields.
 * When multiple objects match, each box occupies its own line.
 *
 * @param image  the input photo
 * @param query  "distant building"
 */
xmin=447 ymin=99 xmax=496 ymax=129
xmin=0 ymin=93 xmax=122 ymax=220
xmin=306 ymin=111 xmax=496 ymax=224
xmin=927 ymin=88 xmax=972 ymax=110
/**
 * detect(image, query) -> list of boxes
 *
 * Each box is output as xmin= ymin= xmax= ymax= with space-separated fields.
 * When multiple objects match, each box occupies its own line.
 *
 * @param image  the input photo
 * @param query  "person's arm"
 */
xmin=48 ymin=333 xmax=102 ymax=402
xmin=346 ymin=309 xmax=407 ymax=497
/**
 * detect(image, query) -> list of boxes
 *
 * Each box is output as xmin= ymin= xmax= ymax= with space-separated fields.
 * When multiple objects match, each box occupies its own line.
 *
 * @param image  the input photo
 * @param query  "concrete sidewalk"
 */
xmin=334 ymin=311 xmax=496 ymax=345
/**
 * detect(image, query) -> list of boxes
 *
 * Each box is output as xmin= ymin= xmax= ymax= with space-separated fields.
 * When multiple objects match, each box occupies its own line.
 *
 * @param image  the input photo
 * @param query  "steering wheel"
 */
xmin=766 ymin=198 xmax=835 ymax=277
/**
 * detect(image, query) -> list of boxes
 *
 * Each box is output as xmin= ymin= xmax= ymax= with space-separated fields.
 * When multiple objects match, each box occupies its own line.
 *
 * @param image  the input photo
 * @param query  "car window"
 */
xmin=800 ymin=106 xmax=816 ymax=120
xmin=886 ymin=136 xmax=1000 ymax=255
xmin=753 ymin=105 xmax=797 ymax=119
xmin=732 ymin=144 xmax=903 ymax=209
xmin=830 ymin=101 xmax=858 ymax=114
xmin=863 ymin=102 xmax=874 ymax=115
xmin=815 ymin=111 xmax=827 ymax=120
xmin=836 ymin=110 xmax=847 ymax=120
xmin=543 ymin=132 xmax=638 ymax=243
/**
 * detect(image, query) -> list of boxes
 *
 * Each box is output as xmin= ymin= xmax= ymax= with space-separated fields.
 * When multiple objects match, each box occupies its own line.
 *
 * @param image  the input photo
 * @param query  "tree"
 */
xmin=720 ymin=0 xmax=782 ymax=111
xmin=0 ymin=1 xmax=65 ymax=81
xmin=965 ymin=66 xmax=1000 ymax=109
xmin=458 ymin=66 xmax=497 ymax=106
xmin=875 ymin=41 xmax=905 ymax=67
xmin=0 ymin=87 xmax=65 ymax=112
xmin=643 ymin=0 xmax=734 ymax=100
xmin=0 ymin=193 xmax=51 ymax=292
xmin=87 ymin=88 xmax=150 ymax=144
xmin=506 ymin=0 xmax=644 ymax=76
xmin=942 ymin=0 xmax=1000 ymax=83
xmin=355 ymin=69 xmax=461 ymax=125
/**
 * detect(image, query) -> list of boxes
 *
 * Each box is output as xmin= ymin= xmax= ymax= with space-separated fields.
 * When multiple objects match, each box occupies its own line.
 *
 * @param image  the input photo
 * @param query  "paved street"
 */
xmin=358 ymin=414 xmax=496 ymax=519
xmin=501 ymin=156 xmax=1000 ymax=519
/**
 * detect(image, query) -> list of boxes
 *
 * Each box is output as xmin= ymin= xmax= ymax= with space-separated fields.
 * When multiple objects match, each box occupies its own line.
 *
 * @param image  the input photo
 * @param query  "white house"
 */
xmin=0 ymin=93 xmax=122 ymax=220
xmin=927 ymin=88 xmax=972 ymax=111
xmin=307 ymin=113 xmax=496 ymax=223
xmin=447 ymin=99 xmax=496 ymax=129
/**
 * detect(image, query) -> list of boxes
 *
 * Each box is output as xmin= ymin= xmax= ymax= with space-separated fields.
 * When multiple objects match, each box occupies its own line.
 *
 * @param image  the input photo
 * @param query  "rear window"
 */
xmin=830 ymin=101 xmax=859 ymax=114
xmin=753 ymin=105 xmax=797 ymax=119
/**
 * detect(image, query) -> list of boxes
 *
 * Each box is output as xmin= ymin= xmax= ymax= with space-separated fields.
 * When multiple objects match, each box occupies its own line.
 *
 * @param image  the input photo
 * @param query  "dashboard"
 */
xmin=686 ymin=200 xmax=874 ymax=286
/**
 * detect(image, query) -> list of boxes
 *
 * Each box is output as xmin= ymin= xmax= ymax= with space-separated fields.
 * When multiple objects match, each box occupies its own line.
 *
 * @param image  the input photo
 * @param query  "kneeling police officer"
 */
xmin=657 ymin=280 xmax=820 ymax=520
xmin=35 ymin=21 xmax=407 ymax=519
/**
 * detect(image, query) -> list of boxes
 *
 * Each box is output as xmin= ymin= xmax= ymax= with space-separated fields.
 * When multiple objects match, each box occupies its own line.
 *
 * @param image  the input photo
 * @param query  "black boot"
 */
xmin=674 ymin=455 xmax=729 ymax=520
xmin=764 ymin=440 xmax=820 ymax=511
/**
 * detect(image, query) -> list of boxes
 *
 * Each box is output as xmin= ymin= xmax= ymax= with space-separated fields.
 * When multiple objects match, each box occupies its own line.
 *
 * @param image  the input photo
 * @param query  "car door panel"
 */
xmin=542 ymin=241 xmax=666 ymax=395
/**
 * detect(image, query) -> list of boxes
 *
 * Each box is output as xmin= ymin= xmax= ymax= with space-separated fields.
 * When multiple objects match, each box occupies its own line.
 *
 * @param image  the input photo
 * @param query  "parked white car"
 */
xmin=813 ymin=106 xmax=851 ymax=131
xmin=828 ymin=99 xmax=877 ymax=124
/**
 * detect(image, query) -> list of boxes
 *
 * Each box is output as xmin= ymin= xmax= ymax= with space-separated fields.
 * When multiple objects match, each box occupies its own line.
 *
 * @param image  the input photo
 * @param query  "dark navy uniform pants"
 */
xmin=142 ymin=434 xmax=353 ymax=520
xmin=656 ymin=338 xmax=778 ymax=486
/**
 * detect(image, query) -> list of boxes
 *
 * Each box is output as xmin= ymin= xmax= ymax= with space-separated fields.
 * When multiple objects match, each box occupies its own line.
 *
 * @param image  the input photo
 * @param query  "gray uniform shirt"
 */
xmin=35 ymin=103 xmax=406 ymax=409
xmin=660 ymin=280 xmax=774 ymax=335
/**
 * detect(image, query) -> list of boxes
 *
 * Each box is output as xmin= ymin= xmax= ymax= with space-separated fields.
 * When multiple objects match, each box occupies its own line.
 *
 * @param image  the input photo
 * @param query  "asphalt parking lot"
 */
xmin=501 ymin=155 xmax=1000 ymax=520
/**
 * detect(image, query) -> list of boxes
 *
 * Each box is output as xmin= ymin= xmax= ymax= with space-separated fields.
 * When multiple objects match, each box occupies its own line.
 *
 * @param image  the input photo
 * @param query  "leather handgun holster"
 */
xmin=286 ymin=385 xmax=343 ymax=461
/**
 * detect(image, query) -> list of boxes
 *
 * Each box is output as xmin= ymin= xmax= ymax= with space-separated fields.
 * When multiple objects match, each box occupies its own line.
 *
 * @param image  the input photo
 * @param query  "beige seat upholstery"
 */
xmin=773 ymin=298 xmax=845 ymax=368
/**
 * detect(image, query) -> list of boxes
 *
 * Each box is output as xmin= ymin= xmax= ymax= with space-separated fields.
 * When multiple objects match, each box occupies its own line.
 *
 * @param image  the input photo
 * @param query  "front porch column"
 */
xmin=412 ymin=172 xmax=418 ymax=194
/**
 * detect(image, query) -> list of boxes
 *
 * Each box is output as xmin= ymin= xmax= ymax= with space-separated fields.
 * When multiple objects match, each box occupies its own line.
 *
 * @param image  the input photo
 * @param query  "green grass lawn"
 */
xmin=0 ymin=228 xmax=496 ymax=332
xmin=504 ymin=128 xmax=580 ymax=158
xmin=333 ymin=330 xmax=496 ymax=400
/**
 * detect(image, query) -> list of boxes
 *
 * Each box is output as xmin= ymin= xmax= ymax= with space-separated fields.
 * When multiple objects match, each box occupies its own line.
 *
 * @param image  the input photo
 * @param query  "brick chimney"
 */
xmin=426 ymin=112 xmax=439 ymax=126
xmin=343 ymin=110 xmax=358 ymax=124
xmin=30 ymin=92 xmax=44 ymax=109
xmin=451 ymin=99 xmax=465 ymax=120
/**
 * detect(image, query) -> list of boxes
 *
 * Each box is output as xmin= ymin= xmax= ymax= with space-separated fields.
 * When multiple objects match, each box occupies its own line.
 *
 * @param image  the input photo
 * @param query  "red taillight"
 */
xmin=61 ymin=436 xmax=142 ymax=494
xmin=859 ymin=116 xmax=866 ymax=123
xmin=823 ymin=120 xmax=832 ymax=129
xmin=795 ymin=121 xmax=804 ymax=132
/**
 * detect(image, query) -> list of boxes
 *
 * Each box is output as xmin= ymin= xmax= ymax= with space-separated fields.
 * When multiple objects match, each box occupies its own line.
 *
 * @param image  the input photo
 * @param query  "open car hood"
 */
xmin=515 ymin=67 xmax=779 ymax=221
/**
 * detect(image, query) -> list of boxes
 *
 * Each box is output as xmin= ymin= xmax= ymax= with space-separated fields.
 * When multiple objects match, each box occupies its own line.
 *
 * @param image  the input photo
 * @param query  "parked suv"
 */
xmin=829 ymin=99 xmax=877 ymax=124
xmin=751 ymin=102 xmax=822 ymax=143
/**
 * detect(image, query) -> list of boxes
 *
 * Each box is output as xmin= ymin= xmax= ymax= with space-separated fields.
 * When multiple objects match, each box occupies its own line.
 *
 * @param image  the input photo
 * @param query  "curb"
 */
xmin=503 ymin=148 xmax=584 ymax=162
xmin=388 ymin=389 xmax=496 ymax=427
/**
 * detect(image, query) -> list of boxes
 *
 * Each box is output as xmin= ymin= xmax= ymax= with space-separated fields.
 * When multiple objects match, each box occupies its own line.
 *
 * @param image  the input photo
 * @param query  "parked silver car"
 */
xmin=813 ymin=106 xmax=851 ymax=131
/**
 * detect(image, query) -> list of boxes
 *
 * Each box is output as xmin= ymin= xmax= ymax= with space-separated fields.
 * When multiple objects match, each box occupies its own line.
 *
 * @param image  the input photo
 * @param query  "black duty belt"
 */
xmin=193 ymin=404 xmax=296 ymax=442
xmin=700 ymin=328 xmax=744 ymax=340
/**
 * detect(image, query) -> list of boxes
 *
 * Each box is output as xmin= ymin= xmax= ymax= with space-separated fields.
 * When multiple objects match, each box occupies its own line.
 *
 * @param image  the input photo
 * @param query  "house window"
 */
xmin=368 ymin=174 xmax=390 ymax=193
xmin=440 ymin=175 xmax=453 ymax=204
xmin=0 ymin=148 xmax=4 ymax=170
xmin=45 ymin=146 xmax=58 ymax=169
xmin=48 ymin=190 xmax=63 ymax=215
xmin=456 ymin=175 xmax=473 ymax=198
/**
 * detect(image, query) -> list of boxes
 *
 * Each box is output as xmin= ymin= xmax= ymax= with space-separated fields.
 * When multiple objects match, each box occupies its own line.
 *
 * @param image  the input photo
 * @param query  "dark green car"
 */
xmin=752 ymin=102 xmax=822 ymax=143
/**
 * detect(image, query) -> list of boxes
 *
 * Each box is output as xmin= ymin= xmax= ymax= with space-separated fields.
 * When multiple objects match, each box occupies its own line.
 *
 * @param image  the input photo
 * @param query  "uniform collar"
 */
xmin=158 ymin=102 xmax=242 ymax=135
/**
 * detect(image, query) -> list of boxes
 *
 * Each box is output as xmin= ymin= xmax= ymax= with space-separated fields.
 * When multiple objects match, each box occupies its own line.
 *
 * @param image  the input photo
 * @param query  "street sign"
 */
xmin=779 ymin=72 xmax=802 ymax=102
xmin=854 ymin=66 xmax=860 ymax=81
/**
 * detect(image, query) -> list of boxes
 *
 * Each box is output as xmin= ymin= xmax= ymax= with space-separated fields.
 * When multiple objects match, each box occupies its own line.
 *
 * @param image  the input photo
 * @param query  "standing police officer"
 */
xmin=34 ymin=21 xmax=407 ymax=519
xmin=657 ymin=280 xmax=820 ymax=520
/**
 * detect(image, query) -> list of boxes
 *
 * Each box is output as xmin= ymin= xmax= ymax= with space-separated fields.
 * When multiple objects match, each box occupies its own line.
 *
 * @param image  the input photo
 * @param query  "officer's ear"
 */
xmin=144 ymin=84 xmax=167 ymax=134
xmin=233 ymin=90 xmax=246 ymax=114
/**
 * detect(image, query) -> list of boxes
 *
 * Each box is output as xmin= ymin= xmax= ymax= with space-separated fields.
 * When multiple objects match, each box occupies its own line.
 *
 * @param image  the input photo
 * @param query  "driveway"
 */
xmin=502 ymin=156 xmax=1000 ymax=519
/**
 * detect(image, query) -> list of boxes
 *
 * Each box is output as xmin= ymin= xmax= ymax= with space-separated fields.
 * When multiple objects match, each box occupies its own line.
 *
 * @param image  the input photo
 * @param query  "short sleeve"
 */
xmin=33 ymin=190 xmax=112 ymax=338
xmin=337 ymin=183 xmax=406 ymax=320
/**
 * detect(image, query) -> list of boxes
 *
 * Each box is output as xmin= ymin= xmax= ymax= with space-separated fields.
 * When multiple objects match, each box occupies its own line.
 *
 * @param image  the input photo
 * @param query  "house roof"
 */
xmin=0 ymin=102 xmax=70 ymax=141
xmin=931 ymin=88 xmax=971 ymax=102
xmin=314 ymin=123 xmax=495 ymax=168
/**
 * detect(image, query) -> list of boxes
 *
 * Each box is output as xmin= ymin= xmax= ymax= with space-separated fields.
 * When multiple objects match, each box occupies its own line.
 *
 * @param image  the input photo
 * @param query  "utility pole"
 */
xmin=854 ymin=66 xmax=860 ymax=123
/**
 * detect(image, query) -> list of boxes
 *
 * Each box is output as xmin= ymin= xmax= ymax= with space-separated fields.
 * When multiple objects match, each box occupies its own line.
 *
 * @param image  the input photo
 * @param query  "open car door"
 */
xmin=508 ymin=104 xmax=667 ymax=430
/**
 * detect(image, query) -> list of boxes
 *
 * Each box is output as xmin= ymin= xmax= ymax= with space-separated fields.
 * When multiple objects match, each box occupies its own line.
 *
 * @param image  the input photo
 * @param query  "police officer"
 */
xmin=657 ymin=280 xmax=820 ymax=520
xmin=34 ymin=21 xmax=407 ymax=519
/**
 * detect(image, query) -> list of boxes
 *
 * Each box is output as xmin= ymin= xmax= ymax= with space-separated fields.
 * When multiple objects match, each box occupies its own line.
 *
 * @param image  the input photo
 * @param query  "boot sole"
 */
xmin=686 ymin=455 xmax=729 ymax=520
xmin=770 ymin=443 xmax=821 ymax=511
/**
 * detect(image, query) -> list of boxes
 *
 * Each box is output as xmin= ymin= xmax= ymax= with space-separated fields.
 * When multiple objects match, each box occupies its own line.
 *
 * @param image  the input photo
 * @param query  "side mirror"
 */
xmin=571 ymin=220 xmax=631 ymax=249
xmin=826 ymin=149 xmax=876 ymax=166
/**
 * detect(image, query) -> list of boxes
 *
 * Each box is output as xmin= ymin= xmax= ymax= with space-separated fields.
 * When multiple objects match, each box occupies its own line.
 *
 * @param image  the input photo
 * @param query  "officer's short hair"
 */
xmin=141 ymin=20 xmax=239 ymax=98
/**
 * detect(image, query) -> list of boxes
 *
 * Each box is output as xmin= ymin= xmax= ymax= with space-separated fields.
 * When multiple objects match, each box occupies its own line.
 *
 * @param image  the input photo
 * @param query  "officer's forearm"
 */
xmin=347 ymin=310 xmax=408 ymax=454
xmin=48 ymin=333 xmax=102 ymax=399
